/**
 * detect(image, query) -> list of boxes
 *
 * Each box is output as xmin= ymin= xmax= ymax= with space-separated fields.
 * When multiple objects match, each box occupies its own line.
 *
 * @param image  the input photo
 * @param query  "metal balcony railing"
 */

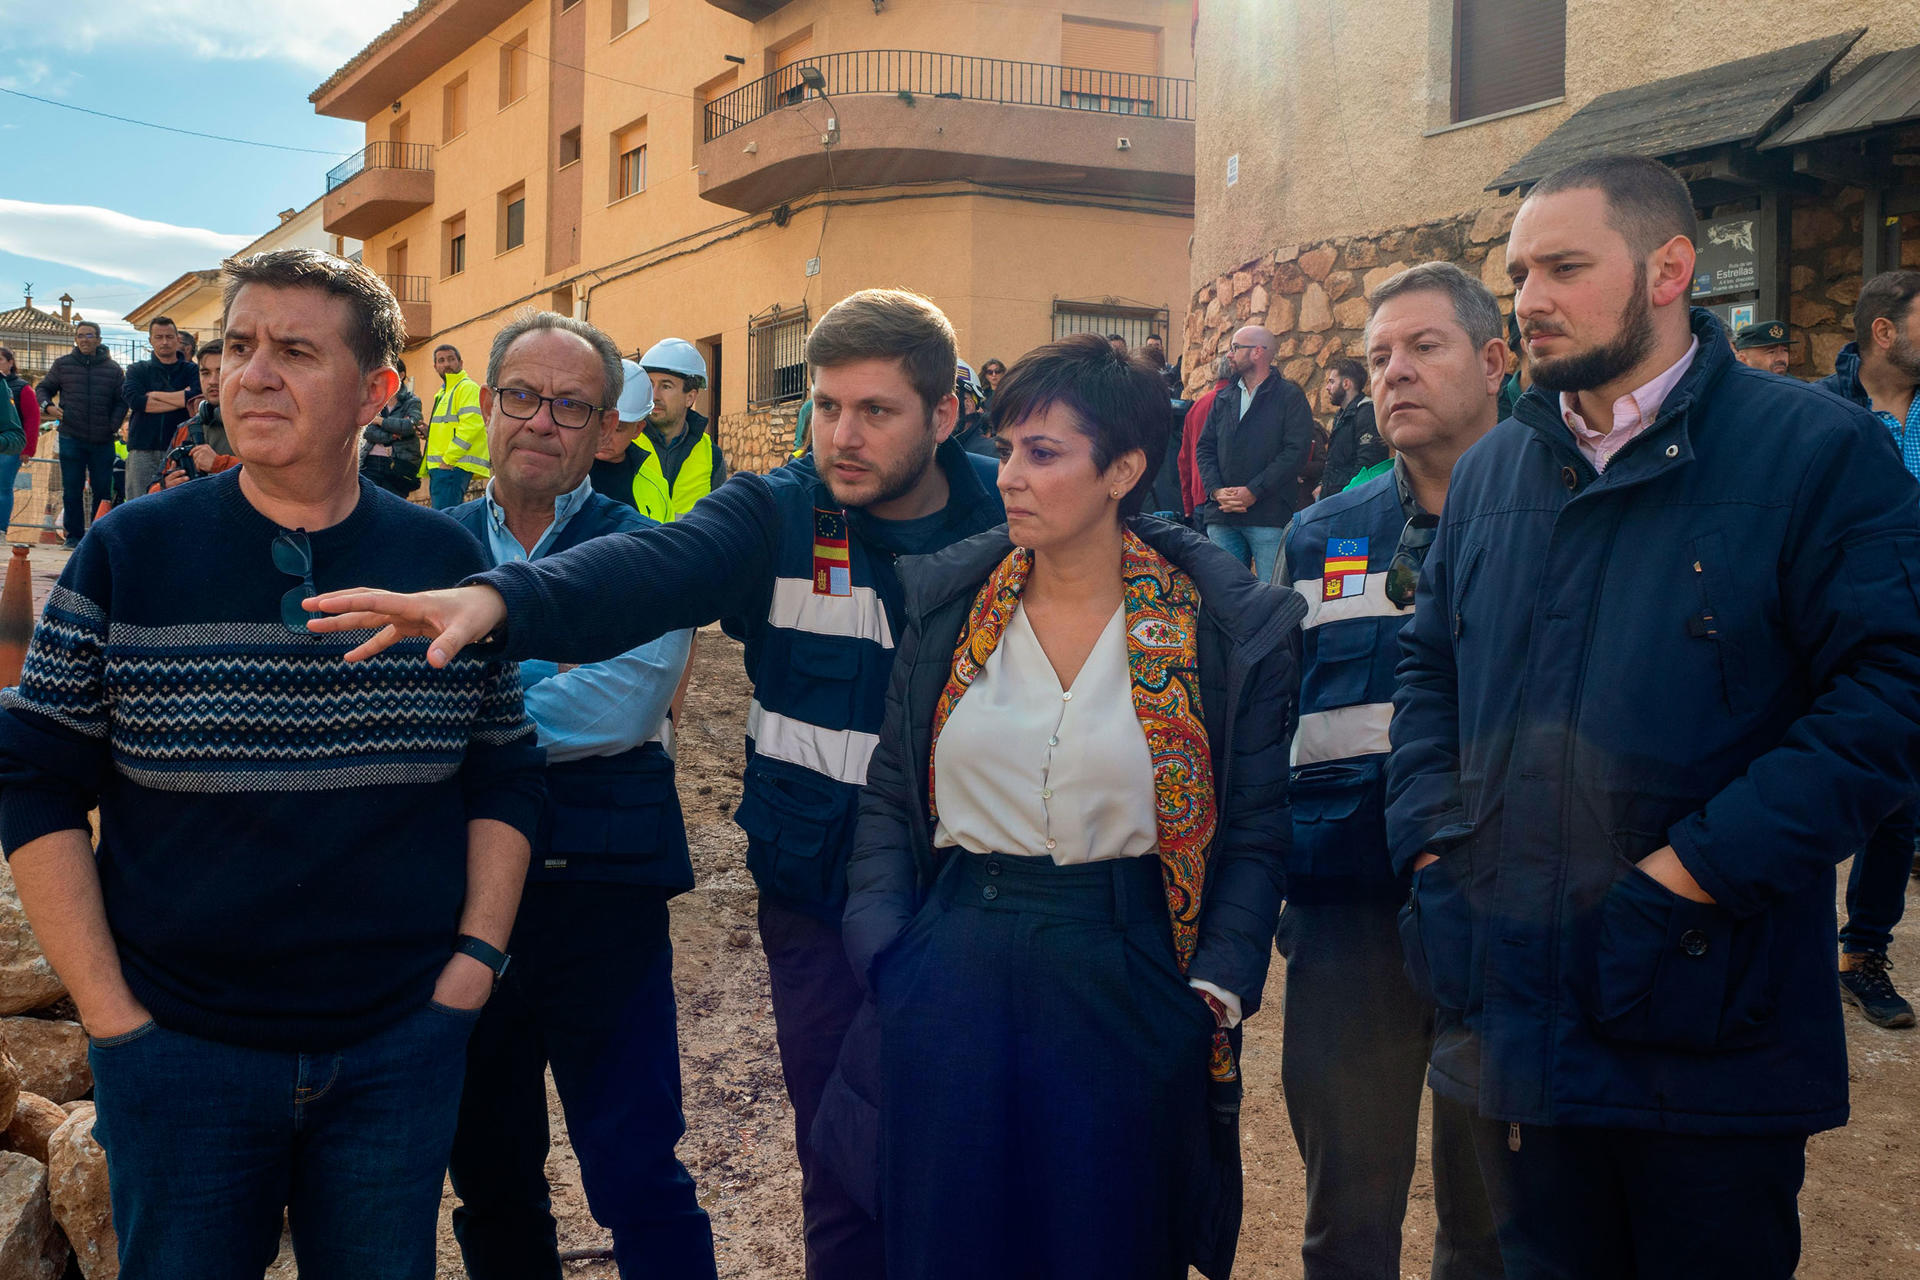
xmin=381 ymin=274 xmax=430 ymax=304
xmin=703 ymin=50 xmax=1195 ymax=141
xmin=326 ymin=141 xmax=436 ymax=192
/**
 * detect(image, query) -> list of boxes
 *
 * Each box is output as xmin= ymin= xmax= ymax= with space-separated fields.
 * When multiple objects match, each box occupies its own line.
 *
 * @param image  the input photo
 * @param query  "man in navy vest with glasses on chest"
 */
xmin=1279 ymin=261 xmax=1505 ymax=1280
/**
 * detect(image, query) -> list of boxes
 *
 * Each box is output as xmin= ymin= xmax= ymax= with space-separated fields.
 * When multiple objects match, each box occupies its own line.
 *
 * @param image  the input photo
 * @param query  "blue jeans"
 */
xmin=1206 ymin=522 xmax=1286 ymax=582
xmin=58 ymin=435 xmax=117 ymax=540
xmin=1842 ymin=801 xmax=1916 ymax=954
xmin=89 ymin=1002 xmax=477 ymax=1280
xmin=0 ymin=450 xmax=22 ymax=532
xmin=429 ymin=468 xmax=473 ymax=510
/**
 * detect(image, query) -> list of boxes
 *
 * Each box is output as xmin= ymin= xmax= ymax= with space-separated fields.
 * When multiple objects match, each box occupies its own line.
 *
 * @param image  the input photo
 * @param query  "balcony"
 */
xmin=696 ymin=51 xmax=1194 ymax=213
xmin=702 ymin=0 xmax=790 ymax=17
xmin=380 ymin=273 xmax=431 ymax=344
xmin=323 ymin=142 xmax=435 ymax=239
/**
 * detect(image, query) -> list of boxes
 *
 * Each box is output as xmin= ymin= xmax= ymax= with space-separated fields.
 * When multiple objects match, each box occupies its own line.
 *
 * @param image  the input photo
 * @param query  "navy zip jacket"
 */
xmin=448 ymin=491 xmax=692 ymax=893
xmin=474 ymin=439 xmax=1004 ymax=919
xmin=1281 ymin=463 xmax=1418 ymax=905
xmin=1387 ymin=309 xmax=1920 ymax=1136
xmin=1815 ymin=341 xmax=1869 ymax=409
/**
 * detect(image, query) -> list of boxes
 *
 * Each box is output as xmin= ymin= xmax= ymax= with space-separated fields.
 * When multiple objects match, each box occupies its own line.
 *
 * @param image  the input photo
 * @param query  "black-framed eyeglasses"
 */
xmin=1385 ymin=513 xmax=1439 ymax=609
xmin=273 ymin=530 xmax=315 ymax=634
xmin=490 ymin=386 xmax=605 ymax=430
xmin=1229 ymin=343 xmax=1262 ymax=353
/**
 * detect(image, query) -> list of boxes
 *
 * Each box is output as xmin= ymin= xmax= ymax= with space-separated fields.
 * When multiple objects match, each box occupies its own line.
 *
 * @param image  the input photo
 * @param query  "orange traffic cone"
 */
xmin=94 ymin=499 xmax=111 ymax=522
xmin=0 ymin=545 xmax=33 ymax=688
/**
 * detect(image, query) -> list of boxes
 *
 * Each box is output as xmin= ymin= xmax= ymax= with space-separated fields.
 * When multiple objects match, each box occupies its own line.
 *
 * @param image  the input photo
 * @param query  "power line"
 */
xmin=0 ymin=89 xmax=354 ymax=156
xmin=479 ymin=32 xmax=702 ymax=102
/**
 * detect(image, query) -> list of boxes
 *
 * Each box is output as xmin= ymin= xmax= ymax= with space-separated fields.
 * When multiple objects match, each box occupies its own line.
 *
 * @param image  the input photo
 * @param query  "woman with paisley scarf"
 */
xmin=840 ymin=334 xmax=1306 ymax=1279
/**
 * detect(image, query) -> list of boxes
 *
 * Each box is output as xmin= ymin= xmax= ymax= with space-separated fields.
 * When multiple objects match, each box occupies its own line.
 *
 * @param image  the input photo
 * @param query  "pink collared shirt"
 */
xmin=1559 ymin=339 xmax=1699 ymax=473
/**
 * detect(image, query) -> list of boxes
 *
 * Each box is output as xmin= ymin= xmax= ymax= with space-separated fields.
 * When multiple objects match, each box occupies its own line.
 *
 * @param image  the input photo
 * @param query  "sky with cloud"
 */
xmin=0 ymin=0 xmax=410 ymax=349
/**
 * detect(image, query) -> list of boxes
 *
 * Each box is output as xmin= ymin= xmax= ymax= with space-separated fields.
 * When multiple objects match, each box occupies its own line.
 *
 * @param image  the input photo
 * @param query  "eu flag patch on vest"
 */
xmin=813 ymin=509 xmax=851 ymax=596
xmin=1323 ymin=537 xmax=1369 ymax=601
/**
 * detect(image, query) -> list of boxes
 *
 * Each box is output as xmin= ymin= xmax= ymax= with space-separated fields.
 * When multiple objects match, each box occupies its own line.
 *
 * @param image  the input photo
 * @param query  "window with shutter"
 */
xmin=1060 ymin=17 xmax=1161 ymax=116
xmin=1452 ymin=0 xmax=1565 ymax=123
xmin=610 ymin=119 xmax=648 ymax=201
xmin=771 ymin=30 xmax=815 ymax=107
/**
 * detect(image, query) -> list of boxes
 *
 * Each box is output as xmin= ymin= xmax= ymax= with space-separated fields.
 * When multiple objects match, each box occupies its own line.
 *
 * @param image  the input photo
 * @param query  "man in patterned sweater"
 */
xmin=0 ymin=248 xmax=546 ymax=1280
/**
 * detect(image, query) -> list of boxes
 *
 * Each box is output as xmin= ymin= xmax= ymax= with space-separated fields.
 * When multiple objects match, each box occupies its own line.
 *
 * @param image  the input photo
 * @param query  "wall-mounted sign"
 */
xmin=1693 ymin=216 xmax=1759 ymax=297
xmin=1227 ymin=154 xmax=1239 ymax=187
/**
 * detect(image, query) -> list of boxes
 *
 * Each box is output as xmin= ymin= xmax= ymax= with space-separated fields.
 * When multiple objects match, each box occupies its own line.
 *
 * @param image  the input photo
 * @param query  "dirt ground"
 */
xmin=384 ymin=623 xmax=1915 ymax=1280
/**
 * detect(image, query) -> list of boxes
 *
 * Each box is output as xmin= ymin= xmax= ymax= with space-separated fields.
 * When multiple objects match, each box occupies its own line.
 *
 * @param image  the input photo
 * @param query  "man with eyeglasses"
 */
xmin=0 ymin=248 xmax=545 ymax=1279
xmin=1276 ymin=262 xmax=1505 ymax=1280
xmin=439 ymin=311 xmax=716 ymax=1279
xmin=1199 ymin=324 xmax=1317 ymax=580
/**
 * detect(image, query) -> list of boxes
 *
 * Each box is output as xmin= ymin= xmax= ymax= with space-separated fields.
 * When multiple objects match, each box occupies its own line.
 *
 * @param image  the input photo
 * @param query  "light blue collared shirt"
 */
xmin=482 ymin=476 xmax=692 ymax=764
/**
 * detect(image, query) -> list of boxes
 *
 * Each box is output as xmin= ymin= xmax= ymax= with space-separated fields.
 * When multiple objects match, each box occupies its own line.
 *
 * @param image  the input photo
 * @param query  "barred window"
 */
xmin=748 ymin=304 xmax=809 ymax=408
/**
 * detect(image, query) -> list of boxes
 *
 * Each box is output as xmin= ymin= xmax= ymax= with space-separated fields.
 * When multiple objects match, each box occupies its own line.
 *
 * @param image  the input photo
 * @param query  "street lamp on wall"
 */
xmin=797 ymin=66 xmax=838 ymax=146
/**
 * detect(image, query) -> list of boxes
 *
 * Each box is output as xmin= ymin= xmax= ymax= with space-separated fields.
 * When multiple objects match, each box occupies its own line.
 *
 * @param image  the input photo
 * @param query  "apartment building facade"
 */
xmin=1189 ymin=0 xmax=1920 ymax=410
xmin=312 ymin=0 xmax=1196 ymax=471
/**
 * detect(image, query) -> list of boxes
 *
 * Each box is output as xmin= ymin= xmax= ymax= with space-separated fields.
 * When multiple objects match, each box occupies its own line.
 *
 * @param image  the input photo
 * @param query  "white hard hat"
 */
xmin=616 ymin=359 xmax=654 ymax=424
xmin=638 ymin=337 xmax=707 ymax=384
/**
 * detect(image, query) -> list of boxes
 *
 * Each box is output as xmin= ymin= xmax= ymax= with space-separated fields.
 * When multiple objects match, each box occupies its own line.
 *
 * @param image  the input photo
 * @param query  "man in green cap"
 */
xmin=1733 ymin=319 xmax=1791 ymax=375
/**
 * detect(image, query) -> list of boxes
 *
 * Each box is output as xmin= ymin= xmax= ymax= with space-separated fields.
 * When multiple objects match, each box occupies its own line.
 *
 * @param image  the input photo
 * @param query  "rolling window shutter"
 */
xmin=1455 ymin=0 xmax=1565 ymax=122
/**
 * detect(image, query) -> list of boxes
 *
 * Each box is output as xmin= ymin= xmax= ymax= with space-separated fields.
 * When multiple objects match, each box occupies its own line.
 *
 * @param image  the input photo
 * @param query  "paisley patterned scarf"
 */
xmin=928 ymin=529 xmax=1235 ymax=1082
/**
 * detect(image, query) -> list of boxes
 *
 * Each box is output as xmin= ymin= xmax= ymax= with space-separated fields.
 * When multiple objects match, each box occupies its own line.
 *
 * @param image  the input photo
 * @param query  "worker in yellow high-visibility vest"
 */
xmin=425 ymin=343 xmax=487 ymax=509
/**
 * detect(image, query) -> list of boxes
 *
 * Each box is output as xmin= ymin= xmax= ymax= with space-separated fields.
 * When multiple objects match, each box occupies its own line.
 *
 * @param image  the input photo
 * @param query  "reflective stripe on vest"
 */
xmin=630 ymin=430 xmax=714 ymax=523
xmin=428 ymin=373 xmax=487 ymax=475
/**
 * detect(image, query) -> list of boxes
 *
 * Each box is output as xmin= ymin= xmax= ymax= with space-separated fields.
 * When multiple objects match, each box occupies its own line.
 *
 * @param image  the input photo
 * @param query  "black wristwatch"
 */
xmin=454 ymin=934 xmax=511 ymax=984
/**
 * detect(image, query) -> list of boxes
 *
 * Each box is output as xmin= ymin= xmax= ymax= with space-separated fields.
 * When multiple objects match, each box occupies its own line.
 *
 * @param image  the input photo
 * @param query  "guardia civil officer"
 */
xmin=1278 ymin=263 xmax=1504 ymax=1280
xmin=1391 ymin=155 xmax=1920 ymax=1279
xmin=307 ymin=288 xmax=1005 ymax=1280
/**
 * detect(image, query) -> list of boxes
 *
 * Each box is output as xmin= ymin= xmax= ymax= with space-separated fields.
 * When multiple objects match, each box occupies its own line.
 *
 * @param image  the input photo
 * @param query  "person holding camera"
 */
xmin=153 ymin=340 xmax=237 ymax=491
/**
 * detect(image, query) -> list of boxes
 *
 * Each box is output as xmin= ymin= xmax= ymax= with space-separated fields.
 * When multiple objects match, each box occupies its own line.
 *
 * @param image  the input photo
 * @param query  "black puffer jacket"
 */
xmin=36 ymin=348 xmax=127 ymax=444
xmin=821 ymin=515 xmax=1304 ymax=1276
xmin=360 ymin=388 xmax=425 ymax=494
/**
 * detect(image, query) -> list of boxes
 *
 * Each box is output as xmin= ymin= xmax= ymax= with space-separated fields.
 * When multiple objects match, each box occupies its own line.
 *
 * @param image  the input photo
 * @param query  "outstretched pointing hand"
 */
xmin=304 ymin=585 xmax=508 ymax=666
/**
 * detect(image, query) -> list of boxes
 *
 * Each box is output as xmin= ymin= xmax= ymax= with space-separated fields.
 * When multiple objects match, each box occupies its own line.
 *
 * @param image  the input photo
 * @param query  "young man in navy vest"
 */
xmin=310 ymin=289 xmax=1005 ymax=1280
xmin=1279 ymin=262 xmax=1505 ymax=1280
xmin=439 ymin=310 xmax=714 ymax=1279
xmin=1392 ymin=155 xmax=1920 ymax=1278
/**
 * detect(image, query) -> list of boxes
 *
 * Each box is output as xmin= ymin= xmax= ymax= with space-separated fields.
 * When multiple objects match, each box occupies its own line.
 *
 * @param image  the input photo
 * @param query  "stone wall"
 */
xmin=717 ymin=406 xmax=803 ymax=476
xmin=1183 ymin=191 xmax=1920 ymax=416
xmin=1182 ymin=204 xmax=1516 ymax=414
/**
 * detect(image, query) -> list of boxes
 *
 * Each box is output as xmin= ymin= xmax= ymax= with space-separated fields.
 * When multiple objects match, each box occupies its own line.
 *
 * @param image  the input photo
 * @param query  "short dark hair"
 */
xmin=1105 ymin=333 xmax=1126 ymax=343
xmin=1526 ymin=154 xmax=1699 ymax=258
xmin=1146 ymin=332 xmax=1163 ymax=343
xmin=74 ymin=321 xmax=101 ymax=338
xmin=0 ymin=347 xmax=14 ymax=368
xmin=395 ymin=356 xmax=407 ymax=377
xmin=197 ymin=338 xmax=223 ymax=360
xmin=221 ymin=249 xmax=404 ymax=375
xmin=805 ymin=288 xmax=957 ymax=412
xmin=1329 ymin=356 xmax=1367 ymax=388
xmin=149 ymin=316 xmax=177 ymax=331
xmin=435 ymin=343 xmax=461 ymax=359
xmin=1855 ymin=270 xmax=1920 ymax=345
xmin=988 ymin=332 xmax=1167 ymax=518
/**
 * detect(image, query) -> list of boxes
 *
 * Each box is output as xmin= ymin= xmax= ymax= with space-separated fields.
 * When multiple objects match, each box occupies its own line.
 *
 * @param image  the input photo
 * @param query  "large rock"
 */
xmin=3 ymin=1094 xmax=67 ymax=1164
xmin=1299 ymin=283 xmax=1334 ymax=333
xmin=0 ymin=1150 xmax=65 ymax=1280
xmin=0 ymin=1021 xmax=89 ymax=1105
xmin=1334 ymin=297 xmax=1372 ymax=330
xmin=48 ymin=1106 xmax=114 ymax=1280
xmin=0 ymin=1048 xmax=16 ymax=1132
xmin=1299 ymin=245 xmax=1337 ymax=282
xmin=0 ymin=862 xmax=66 ymax=1017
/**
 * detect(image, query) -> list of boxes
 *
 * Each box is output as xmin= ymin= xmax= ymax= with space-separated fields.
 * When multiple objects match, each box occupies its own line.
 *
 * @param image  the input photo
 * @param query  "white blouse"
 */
xmin=932 ymin=602 xmax=1159 ymax=863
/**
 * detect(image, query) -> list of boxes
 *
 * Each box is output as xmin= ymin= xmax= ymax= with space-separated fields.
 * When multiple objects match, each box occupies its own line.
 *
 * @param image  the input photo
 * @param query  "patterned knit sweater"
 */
xmin=0 ymin=472 xmax=546 ymax=1050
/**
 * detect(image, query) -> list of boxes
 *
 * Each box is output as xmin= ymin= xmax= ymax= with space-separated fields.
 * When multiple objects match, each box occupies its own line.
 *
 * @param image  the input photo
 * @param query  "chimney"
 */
xmin=278 ymin=208 xmax=297 ymax=224
xmin=20 ymin=292 xmax=28 ymax=311
xmin=58 ymin=294 xmax=73 ymax=323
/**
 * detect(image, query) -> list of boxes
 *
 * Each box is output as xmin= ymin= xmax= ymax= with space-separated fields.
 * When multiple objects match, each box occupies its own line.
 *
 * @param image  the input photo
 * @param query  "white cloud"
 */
xmin=1 ymin=0 xmax=415 ymax=74
xmin=0 ymin=58 xmax=70 ymax=96
xmin=0 ymin=200 xmax=253 ymax=291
